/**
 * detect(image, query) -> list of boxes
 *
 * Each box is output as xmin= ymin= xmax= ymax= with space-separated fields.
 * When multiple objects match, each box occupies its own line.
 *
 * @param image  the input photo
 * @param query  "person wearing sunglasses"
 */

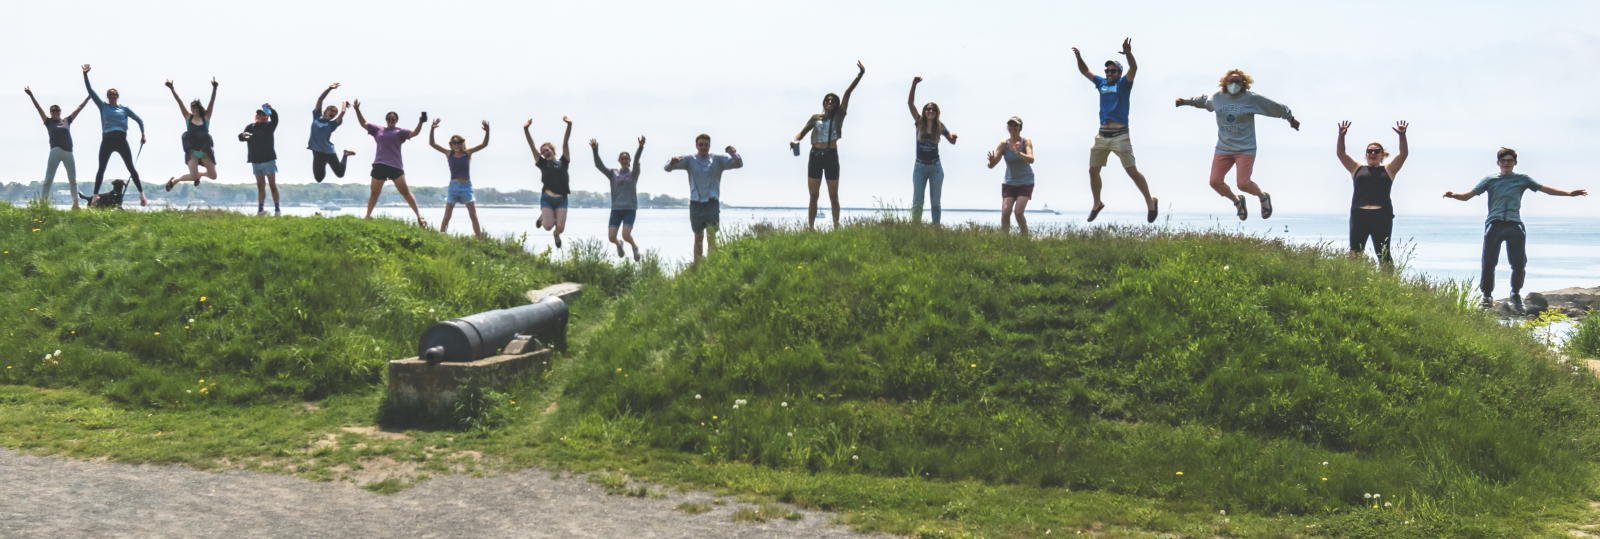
xmin=907 ymin=76 xmax=957 ymax=224
xmin=1444 ymin=148 xmax=1588 ymax=313
xmin=1335 ymin=120 xmax=1409 ymax=268
xmin=790 ymin=61 xmax=865 ymax=231
xmin=1176 ymin=69 xmax=1300 ymax=221
xmin=1073 ymin=38 xmax=1157 ymax=223
xmin=429 ymin=118 xmax=489 ymax=238
xmin=25 ymin=87 xmax=91 ymax=208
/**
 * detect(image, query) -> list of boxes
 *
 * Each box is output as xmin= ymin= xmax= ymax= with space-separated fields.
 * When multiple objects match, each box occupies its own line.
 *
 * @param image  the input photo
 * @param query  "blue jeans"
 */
xmin=911 ymin=161 xmax=944 ymax=223
xmin=1481 ymin=220 xmax=1527 ymax=298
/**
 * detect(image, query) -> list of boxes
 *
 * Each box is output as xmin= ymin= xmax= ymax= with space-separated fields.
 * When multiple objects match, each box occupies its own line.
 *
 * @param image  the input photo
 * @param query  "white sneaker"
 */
xmin=256 ymin=209 xmax=268 ymax=216
xmin=274 ymin=209 xmax=281 ymax=217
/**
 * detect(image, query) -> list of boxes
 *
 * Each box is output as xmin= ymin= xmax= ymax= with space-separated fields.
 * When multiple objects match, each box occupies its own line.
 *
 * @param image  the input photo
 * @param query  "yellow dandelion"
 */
xmin=616 ymin=368 xmax=622 ymax=372
xmin=32 ymin=229 xmax=40 ymax=232
xmin=199 ymin=380 xmax=205 ymax=383
xmin=1176 ymin=471 xmax=1184 ymax=475
xmin=1322 ymin=478 xmax=1327 ymax=481
xmin=712 ymin=415 xmax=718 ymax=420
xmin=200 ymin=297 xmax=207 ymax=302
xmin=510 ymin=401 xmax=516 ymax=405
xmin=154 ymin=332 xmax=160 ymax=335
xmin=970 ymin=364 xmax=976 ymax=368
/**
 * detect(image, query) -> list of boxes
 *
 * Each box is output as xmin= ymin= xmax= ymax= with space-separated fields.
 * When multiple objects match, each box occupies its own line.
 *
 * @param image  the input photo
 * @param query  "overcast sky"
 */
xmin=3 ymin=0 xmax=1597 ymax=217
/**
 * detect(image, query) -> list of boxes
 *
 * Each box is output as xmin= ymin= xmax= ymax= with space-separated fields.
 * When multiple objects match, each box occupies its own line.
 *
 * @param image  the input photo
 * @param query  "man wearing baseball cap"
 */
xmin=239 ymin=104 xmax=280 ymax=215
xmin=1073 ymin=38 xmax=1158 ymax=223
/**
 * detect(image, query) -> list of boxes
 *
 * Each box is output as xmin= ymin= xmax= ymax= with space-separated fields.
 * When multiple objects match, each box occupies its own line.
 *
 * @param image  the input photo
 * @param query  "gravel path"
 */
xmin=0 ymin=449 xmax=861 ymax=538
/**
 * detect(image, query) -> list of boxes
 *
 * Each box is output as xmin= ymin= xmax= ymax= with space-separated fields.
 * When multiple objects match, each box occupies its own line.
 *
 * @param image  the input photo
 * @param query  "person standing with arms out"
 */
xmin=1444 ymin=148 xmax=1587 ymax=313
xmin=1335 ymin=120 xmax=1409 ymax=268
xmin=25 ymin=87 xmax=91 ymax=209
xmin=1073 ymin=39 xmax=1157 ymax=223
xmin=665 ymin=134 xmax=742 ymax=263
xmin=907 ymin=77 xmax=957 ymax=224
xmin=429 ymin=119 xmax=489 ymax=238
xmin=790 ymin=61 xmax=864 ymax=230
xmin=82 ymin=64 xmax=148 ymax=206
xmin=986 ymin=117 xmax=1034 ymax=235
xmin=308 ymin=83 xmax=356 ymax=183
xmin=240 ymin=104 xmax=281 ymax=215
xmin=1176 ymin=69 xmax=1299 ymax=221
xmin=524 ymin=117 xmax=573 ymax=248
xmin=353 ymin=100 xmax=428 ymax=227
xmin=162 ymin=78 xmax=219 ymax=192
xmin=591 ymin=136 xmax=646 ymax=261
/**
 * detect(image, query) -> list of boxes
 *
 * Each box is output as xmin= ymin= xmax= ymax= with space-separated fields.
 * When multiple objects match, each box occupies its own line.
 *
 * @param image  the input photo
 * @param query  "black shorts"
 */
xmin=690 ymin=199 xmax=720 ymax=234
xmin=807 ymin=148 xmax=840 ymax=181
xmin=371 ymin=163 xmax=404 ymax=181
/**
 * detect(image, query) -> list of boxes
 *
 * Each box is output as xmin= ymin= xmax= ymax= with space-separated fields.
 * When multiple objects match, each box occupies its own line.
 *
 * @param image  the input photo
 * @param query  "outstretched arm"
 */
xmin=407 ymin=112 xmax=426 ymax=140
xmin=428 ymin=119 xmax=447 ymax=154
xmin=1071 ymin=47 xmax=1096 ymax=82
xmin=1120 ymin=38 xmax=1138 ymax=82
xmin=907 ymin=77 xmax=922 ymax=121
xmin=1386 ymin=121 xmax=1409 ymax=179
xmin=986 ymin=141 xmax=1006 ymax=168
xmin=82 ymin=65 xmax=105 ymax=107
xmin=469 ymin=121 xmax=490 ymax=153
xmin=353 ymin=100 xmax=369 ymax=129
xmin=1252 ymin=93 xmax=1300 ymax=130
xmin=1539 ymin=186 xmax=1588 ymax=197
xmin=590 ymin=139 xmax=607 ymax=173
xmin=314 ymin=83 xmax=338 ymax=113
xmin=204 ymin=78 xmax=218 ymax=121
xmin=1335 ymin=121 xmax=1358 ymax=174
xmin=24 ymin=88 xmax=48 ymax=122
xmin=839 ymin=61 xmax=865 ymax=112
xmin=632 ymin=136 xmax=645 ymax=179
xmin=1443 ymin=190 xmax=1477 ymax=201
xmin=68 ymin=96 xmax=90 ymax=122
xmin=561 ymin=116 xmax=572 ymax=160
xmin=166 ymin=80 xmax=191 ymax=118
xmin=1176 ymin=94 xmax=1211 ymax=109
xmin=523 ymin=120 xmax=539 ymax=156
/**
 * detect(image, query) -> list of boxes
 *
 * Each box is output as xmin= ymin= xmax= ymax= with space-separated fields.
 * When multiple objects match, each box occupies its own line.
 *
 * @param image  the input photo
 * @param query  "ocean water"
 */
xmin=93 ymin=203 xmax=1600 ymax=294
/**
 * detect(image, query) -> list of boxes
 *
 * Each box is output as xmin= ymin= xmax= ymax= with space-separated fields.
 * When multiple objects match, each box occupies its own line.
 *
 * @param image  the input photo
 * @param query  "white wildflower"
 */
xmin=695 ymin=394 xmax=702 ymax=400
xmin=1364 ymin=493 xmax=1372 ymax=499
xmin=53 ymin=350 xmax=61 ymax=356
xmin=781 ymin=402 xmax=788 ymax=407
xmin=1220 ymin=510 xmax=1226 ymax=516
xmin=787 ymin=432 xmax=793 ymax=437
xmin=1321 ymin=461 xmax=1328 ymax=466
xmin=852 ymin=455 xmax=858 ymax=461
xmin=1384 ymin=502 xmax=1392 ymax=507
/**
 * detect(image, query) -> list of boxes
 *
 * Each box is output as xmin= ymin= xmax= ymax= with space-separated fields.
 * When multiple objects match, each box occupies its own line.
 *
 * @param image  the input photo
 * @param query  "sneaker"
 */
xmin=632 ymin=245 xmax=641 ymax=262
xmin=1480 ymin=297 xmax=1495 ymax=310
xmin=554 ymin=235 xmax=562 ymax=249
xmin=256 ymin=209 xmax=268 ymax=216
xmin=274 ymin=209 xmax=281 ymax=217
xmin=616 ymin=242 xmax=625 ymax=258
xmin=1509 ymin=293 xmax=1525 ymax=314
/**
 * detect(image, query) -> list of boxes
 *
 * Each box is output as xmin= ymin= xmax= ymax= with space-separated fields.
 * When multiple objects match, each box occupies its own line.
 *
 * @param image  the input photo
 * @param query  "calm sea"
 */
xmin=95 ymin=204 xmax=1600 ymax=294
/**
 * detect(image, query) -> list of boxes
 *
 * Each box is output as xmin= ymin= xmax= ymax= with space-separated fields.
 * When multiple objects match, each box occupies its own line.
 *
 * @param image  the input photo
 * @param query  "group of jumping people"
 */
xmin=21 ymin=42 xmax=1591 ymax=306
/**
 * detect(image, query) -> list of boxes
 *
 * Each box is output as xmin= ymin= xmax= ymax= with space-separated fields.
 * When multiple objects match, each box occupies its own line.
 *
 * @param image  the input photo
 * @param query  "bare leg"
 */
xmin=826 ymin=179 xmax=841 ymax=228
xmin=608 ymin=226 xmax=621 ymax=256
xmin=706 ymin=222 xmax=718 ymax=255
xmin=806 ymin=177 xmax=822 ymax=230
xmin=465 ymin=202 xmax=482 ymax=238
xmin=173 ymin=158 xmax=202 ymax=186
xmin=540 ymin=207 xmax=556 ymax=231
xmin=1124 ymin=166 xmax=1155 ymax=210
xmin=621 ymin=226 xmax=638 ymax=252
xmin=392 ymin=175 xmax=425 ymax=226
xmin=364 ymin=178 xmax=383 ymax=219
xmin=267 ymin=173 xmax=280 ymax=210
xmin=1089 ymin=165 xmax=1104 ymax=209
xmin=693 ymin=231 xmax=705 ymax=263
xmin=254 ymin=175 xmax=268 ymax=211
xmin=1001 ymin=197 xmax=1016 ymax=232
xmin=440 ymin=202 xmax=455 ymax=233
xmin=1014 ymin=196 xmax=1030 ymax=235
xmin=553 ymin=207 xmax=568 ymax=238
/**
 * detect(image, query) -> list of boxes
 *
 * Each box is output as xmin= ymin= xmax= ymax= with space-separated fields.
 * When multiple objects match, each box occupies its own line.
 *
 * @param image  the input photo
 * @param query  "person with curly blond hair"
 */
xmin=1177 ymin=69 xmax=1299 ymax=220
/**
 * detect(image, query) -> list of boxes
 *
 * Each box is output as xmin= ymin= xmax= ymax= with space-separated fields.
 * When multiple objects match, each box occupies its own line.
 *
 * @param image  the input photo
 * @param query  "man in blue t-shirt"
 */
xmin=1444 ymin=147 xmax=1587 ymax=312
xmin=1073 ymin=38 xmax=1158 ymax=223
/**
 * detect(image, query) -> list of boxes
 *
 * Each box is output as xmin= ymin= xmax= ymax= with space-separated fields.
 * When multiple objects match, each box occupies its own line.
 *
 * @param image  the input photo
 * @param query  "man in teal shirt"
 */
xmin=1444 ymin=147 xmax=1587 ymax=312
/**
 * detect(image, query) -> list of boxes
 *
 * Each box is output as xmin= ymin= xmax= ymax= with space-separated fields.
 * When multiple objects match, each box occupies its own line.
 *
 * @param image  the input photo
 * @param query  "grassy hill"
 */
xmin=0 ymin=202 xmax=645 ymax=407
xmin=559 ymin=217 xmax=1600 ymax=534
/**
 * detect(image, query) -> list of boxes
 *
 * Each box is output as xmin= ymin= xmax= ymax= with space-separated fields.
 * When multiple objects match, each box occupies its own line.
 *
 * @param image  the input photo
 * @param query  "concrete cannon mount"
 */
xmin=387 ymin=348 xmax=552 ymax=417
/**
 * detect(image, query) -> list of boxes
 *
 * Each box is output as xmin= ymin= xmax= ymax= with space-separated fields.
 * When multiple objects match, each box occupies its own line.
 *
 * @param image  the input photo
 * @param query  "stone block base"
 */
xmin=387 ymin=348 xmax=551 ymax=417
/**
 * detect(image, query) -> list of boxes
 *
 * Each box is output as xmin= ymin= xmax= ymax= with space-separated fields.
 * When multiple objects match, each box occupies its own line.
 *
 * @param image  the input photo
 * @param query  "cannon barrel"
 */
xmin=417 ymin=296 xmax=568 ymax=364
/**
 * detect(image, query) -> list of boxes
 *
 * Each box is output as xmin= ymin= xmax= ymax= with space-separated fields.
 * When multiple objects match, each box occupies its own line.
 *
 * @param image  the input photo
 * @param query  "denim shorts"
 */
xmin=608 ymin=209 xmax=637 ymax=228
xmin=540 ymin=192 xmax=568 ymax=210
xmin=251 ymin=160 xmax=278 ymax=176
xmin=447 ymin=180 xmax=474 ymax=204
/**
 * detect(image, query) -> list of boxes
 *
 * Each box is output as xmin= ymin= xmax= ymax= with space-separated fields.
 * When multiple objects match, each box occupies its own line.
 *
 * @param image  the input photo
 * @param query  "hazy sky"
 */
xmin=4 ymin=0 xmax=1597 ymax=217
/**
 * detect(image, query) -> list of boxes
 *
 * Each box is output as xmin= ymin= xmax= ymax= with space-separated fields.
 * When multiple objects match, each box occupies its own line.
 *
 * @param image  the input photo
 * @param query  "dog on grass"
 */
xmin=79 ymin=179 xmax=127 ymax=209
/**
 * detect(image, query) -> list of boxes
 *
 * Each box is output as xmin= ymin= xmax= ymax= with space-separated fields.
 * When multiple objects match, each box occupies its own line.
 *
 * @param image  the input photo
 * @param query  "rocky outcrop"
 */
xmin=1538 ymin=286 xmax=1600 ymax=316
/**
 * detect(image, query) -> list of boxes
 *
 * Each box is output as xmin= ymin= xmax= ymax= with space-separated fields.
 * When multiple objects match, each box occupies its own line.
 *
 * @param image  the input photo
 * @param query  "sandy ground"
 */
xmin=0 ymin=448 xmax=863 ymax=538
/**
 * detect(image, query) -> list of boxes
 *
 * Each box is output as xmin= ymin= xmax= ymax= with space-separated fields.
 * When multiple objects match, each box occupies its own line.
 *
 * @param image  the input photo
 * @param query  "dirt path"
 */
xmin=0 ymin=449 xmax=860 ymax=538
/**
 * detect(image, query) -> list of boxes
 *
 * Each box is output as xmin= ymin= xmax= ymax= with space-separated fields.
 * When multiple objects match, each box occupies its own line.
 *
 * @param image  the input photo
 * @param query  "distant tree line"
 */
xmin=1 ymin=181 xmax=691 ymax=209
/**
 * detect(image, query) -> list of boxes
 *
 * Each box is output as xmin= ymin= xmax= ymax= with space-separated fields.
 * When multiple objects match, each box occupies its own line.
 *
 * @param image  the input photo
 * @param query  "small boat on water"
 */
xmin=1038 ymin=203 xmax=1061 ymax=215
xmin=320 ymin=202 xmax=341 ymax=211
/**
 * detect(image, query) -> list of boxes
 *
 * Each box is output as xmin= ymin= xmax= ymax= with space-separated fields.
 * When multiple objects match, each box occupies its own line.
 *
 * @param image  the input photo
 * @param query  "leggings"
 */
xmin=1349 ymin=209 xmax=1394 ymax=265
xmin=44 ymin=147 xmax=77 ymax=201
xmin=1481 ymin=220 xmax=1527 ymax=298
xmin=311 ymin=150 xmax=349 ymax=183
xmin=94 ymin=131 xmax=142 ymax=194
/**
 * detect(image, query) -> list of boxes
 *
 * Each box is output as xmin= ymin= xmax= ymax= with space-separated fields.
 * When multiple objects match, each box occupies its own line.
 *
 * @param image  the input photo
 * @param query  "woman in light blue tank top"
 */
xmin=429 ymin=118 xmax=490 ymax=238
xmin=790 ymin=61 xmax=864 ymax=231
xmin=986 ymin=116 xmax=1036 ymax=234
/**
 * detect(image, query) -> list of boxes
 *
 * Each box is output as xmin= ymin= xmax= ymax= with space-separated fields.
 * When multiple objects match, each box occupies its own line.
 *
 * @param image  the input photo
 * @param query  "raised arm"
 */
xmin=165 ymin=80 xmax=191 ymax=118
xmin=265 ymin=104 xmax=277 ymax=128
xmin=590 ymin=139 xmax=608 ymax=173
xmin=468 ymin=121 xmax=490 ymax=153
xmin=428 ymin=119 xmax=447 ymax=154
xmin=1538 ymin=185 xmax=1588 ymax=197
xmin=204 ymin=78 xmax=218 ymax=121
xmin=352 ymin=100 xmax=368 ymax=129
xmin=67 ymin=96 xmax=90 ymax=122
xmin=724 ymin=146 xmax=743 ymax=170
xmin=839 ymin=61 xmax=865 ymax=111
xmin=334 ymin=101 xmax=349 ymax=124
xmin=407 ymin=112 xmax=426 ymax=140
xmin=82 ymin=65 xmax=105 ymax=107
xmin=1335 ymin=121 xmax=1358 ymax=174
xmin=908 ymin=77 xmax=922 ymax=121
xmin=24 ymin=87 xmax=48 ymax=122
xmin=632 ymin=136 xmax=645 ymax=179
xmin=561 ymin=116 xmax=572 ymax=159
xmin=1120 ymin=38 xmax=1138 ymax=82
xmin=314 ymin=83 xmax=338 ymax=113
xmin=1386 ymin=121 xmax=1409 ymax=179
xmin=523 ymin=119 xmax=538 ymax=156
xmin=1070 ymin=48 xmax=1096 ymax=82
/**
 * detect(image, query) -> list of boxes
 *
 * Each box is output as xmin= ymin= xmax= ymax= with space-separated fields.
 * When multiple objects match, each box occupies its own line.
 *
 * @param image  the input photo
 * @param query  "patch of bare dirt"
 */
xmin=340 ymin=426 xmax=411 ymax=441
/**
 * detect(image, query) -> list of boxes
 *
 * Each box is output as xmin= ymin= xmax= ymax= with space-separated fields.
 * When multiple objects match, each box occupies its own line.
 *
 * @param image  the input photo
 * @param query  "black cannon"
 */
xmin=417 ymin=296 xmax=568 ymax=364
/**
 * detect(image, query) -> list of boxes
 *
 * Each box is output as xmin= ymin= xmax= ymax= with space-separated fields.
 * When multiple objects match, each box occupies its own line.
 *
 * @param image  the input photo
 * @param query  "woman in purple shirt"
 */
xmin=352 ymin=100 xmax=427 ymax=227
xmin=429 ymin=118 xmax=489 ymax=238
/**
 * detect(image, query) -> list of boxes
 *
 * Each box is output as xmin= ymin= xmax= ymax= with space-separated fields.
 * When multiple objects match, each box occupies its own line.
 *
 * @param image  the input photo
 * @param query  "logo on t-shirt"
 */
xmin=1099 ymin=83 xmax=1119 ymax=94
xmin=1225 ymin=114 xmax=1236 ymax=124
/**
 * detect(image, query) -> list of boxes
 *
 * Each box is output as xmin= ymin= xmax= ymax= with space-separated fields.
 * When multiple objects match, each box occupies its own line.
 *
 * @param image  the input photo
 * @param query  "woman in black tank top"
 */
xmin=1336 ymin=121 xmax=1409 ymax=267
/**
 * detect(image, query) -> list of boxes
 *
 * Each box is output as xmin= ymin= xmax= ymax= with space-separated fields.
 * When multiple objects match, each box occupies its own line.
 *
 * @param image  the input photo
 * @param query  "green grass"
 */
xmin=558 ymin=215 xmax=1600 ymax=535
xmin=1568 ymin=310 xmax=1600 ymax=359
xmin=0 ymin=201 xmax=653 ymax=407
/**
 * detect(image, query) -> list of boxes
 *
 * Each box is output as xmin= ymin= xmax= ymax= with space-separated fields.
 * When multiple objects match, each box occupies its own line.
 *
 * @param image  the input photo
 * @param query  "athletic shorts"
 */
xmin=540 ymin=192 xmax=568 ymax=210
xmin=608 ymin=209 xmax=638 ymax=228
xmin=251 ymin=160 xmax=278 ymax=176
xmin=447 ymin=180 xmax=474 ymax=204
xmin=371 ymin=163 xmax=404 ymax=181
xmin=690 ymin=199 xmax=720 ymax=234
xmin=807 ymin=147 xmax=840 ymax=181
xmin=1089 ymin=133 xmax=1136 ymax=168
xmin=1001 ymin=183 xmax=1035 ymax=199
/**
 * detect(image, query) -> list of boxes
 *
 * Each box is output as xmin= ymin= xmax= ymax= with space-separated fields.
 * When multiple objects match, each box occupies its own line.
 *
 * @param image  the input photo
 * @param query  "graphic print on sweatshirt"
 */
xmin=1219 ymin=103 xmax=1250 ymax=134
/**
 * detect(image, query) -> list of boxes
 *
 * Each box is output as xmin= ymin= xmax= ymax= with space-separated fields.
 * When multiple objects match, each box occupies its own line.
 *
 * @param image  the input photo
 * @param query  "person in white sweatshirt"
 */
xmin=1176 ymin=69 xmax=1299 ymax=220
